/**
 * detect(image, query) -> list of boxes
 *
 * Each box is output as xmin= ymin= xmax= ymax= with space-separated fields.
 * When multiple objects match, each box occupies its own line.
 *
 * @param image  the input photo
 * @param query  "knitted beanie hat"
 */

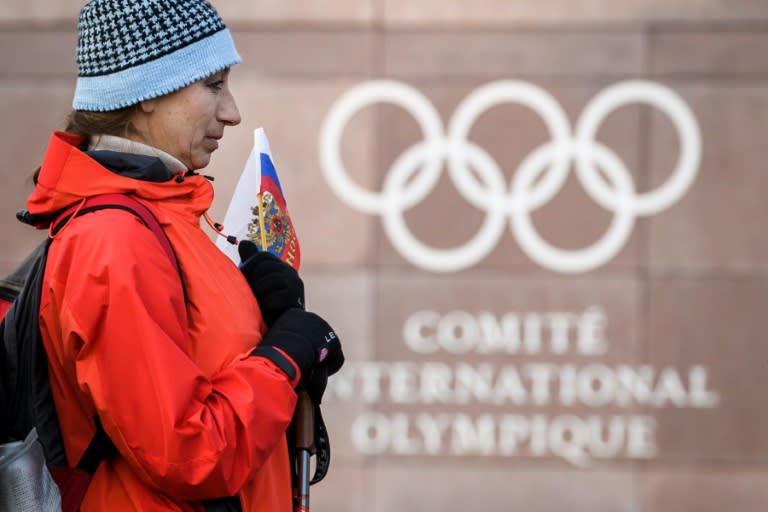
xmin=72 ymin=0 xmax=241 ymax=111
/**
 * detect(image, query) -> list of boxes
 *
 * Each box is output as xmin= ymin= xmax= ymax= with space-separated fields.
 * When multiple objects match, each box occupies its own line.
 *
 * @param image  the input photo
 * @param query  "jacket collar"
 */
xmin=88 ymin=134 xmax=187 ymax=177
xmin=25 ymin=131 xmax=213 ymax=223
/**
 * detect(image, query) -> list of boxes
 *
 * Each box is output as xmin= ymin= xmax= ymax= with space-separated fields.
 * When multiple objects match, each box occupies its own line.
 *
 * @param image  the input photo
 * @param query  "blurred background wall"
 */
xmin=2 ymin=1 xmax=767 ymax=511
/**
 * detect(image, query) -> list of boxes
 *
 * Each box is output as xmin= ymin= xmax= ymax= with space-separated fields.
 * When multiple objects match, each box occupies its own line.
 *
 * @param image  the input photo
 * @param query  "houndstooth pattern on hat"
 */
xmin=77 ymin=0 xmax=225 ymax=77
xmin=72 ymin=0 xmax=241 ymax=111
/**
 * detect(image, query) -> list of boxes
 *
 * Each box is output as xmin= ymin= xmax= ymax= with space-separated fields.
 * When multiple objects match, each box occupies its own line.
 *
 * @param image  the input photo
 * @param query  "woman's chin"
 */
xmin=188 ymin=154 xmax=212 ymax=171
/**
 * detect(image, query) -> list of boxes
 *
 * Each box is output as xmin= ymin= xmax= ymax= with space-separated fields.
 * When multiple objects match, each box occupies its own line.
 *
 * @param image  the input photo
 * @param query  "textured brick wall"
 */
xmin=1 ymin=2 xmax=767 ymax=511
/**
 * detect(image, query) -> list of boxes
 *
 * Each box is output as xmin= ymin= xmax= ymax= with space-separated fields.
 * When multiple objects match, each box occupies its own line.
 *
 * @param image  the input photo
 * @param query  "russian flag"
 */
xmin=216 ymin=128 xmax=301 ymax=270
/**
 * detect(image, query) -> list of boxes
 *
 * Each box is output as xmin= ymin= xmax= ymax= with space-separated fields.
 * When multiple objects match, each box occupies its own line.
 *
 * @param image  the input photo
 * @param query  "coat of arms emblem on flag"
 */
xmin=217 ymin=128 xmax=301 ymax=270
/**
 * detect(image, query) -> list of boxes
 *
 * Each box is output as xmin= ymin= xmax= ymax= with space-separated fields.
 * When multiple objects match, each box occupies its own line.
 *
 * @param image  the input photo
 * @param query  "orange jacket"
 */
xmin=26 ymin=131 xmax=298 ymax=511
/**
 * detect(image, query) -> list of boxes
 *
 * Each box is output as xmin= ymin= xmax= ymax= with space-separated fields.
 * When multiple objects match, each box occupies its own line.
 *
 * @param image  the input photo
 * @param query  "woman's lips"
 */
xmin=204 ymin=137 xmax=220 ymax=151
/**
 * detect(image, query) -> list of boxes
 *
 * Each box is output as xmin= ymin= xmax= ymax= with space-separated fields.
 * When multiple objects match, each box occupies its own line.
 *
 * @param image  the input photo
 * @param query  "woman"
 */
xmin=24 ymin=0 xmax=343 ymax=510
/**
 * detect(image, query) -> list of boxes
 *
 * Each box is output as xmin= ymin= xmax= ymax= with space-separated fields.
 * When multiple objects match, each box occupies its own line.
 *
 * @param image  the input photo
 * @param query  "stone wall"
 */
xmin=1 ymin=2 xmax=766 ymax=510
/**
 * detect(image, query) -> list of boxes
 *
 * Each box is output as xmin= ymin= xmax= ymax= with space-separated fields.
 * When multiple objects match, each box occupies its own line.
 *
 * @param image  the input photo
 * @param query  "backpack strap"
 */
xmin=53 ymin=194 xmax=180 ymax=277
xmin=75 ymin=416 xmax=116 ymax=474
xmin=50 ymin=194 xmax=184 ymax=473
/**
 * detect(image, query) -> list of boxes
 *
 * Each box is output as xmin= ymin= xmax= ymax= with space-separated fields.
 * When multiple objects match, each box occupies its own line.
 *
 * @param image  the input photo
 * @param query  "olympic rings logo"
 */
xmin=319 ymin=80 xmax=701 ymax=274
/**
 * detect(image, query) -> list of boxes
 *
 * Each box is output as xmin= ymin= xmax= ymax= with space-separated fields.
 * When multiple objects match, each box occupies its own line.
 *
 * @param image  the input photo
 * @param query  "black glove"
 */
xmin=250 ymin=308 xmax=344 ymax=384
xmin=238 ymin=240 xmax=304 ymax=326
xmin=305 ymin=366 xmax=329 ymax=405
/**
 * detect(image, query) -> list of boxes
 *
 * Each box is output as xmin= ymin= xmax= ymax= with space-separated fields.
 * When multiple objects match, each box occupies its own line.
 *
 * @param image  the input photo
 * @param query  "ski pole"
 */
xmin=294 ymin=390 xmax=314 ymax=512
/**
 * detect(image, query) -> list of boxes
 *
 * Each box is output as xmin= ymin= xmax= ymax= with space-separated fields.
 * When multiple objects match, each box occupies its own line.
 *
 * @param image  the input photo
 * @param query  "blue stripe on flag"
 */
xmin=260 ymin=153 xmax=284 ymax=197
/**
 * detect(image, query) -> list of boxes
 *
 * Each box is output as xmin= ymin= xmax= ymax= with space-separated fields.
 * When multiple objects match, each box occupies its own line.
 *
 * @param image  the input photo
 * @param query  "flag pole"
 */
xmin=255 ymin=192 xmax=269 ymax=251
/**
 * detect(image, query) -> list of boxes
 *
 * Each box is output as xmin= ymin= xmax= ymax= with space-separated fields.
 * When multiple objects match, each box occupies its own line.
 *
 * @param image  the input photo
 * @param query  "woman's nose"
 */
xmin=219 ymin=88 xmax=241 ymax=127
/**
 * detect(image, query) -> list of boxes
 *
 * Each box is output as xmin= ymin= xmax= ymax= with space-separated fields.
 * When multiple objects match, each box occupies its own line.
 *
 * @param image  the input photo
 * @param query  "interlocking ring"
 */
xmin=319 ymin=80 xmax=701 ymax=273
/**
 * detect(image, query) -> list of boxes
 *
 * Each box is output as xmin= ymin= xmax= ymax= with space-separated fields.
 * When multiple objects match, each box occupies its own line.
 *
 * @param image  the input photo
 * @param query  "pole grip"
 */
xmin=294 ymin=390 xmax=314 ymax=451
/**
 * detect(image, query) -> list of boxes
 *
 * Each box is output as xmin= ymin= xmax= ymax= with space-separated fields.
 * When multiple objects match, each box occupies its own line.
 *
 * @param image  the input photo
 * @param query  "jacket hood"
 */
xmin=26 ymin=131 xmax=214 ymax=225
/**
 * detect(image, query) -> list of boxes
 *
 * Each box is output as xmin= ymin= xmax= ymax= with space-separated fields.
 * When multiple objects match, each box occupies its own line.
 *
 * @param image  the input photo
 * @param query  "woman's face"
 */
xmin=134 ymin=69 xmax=241 ymax=170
